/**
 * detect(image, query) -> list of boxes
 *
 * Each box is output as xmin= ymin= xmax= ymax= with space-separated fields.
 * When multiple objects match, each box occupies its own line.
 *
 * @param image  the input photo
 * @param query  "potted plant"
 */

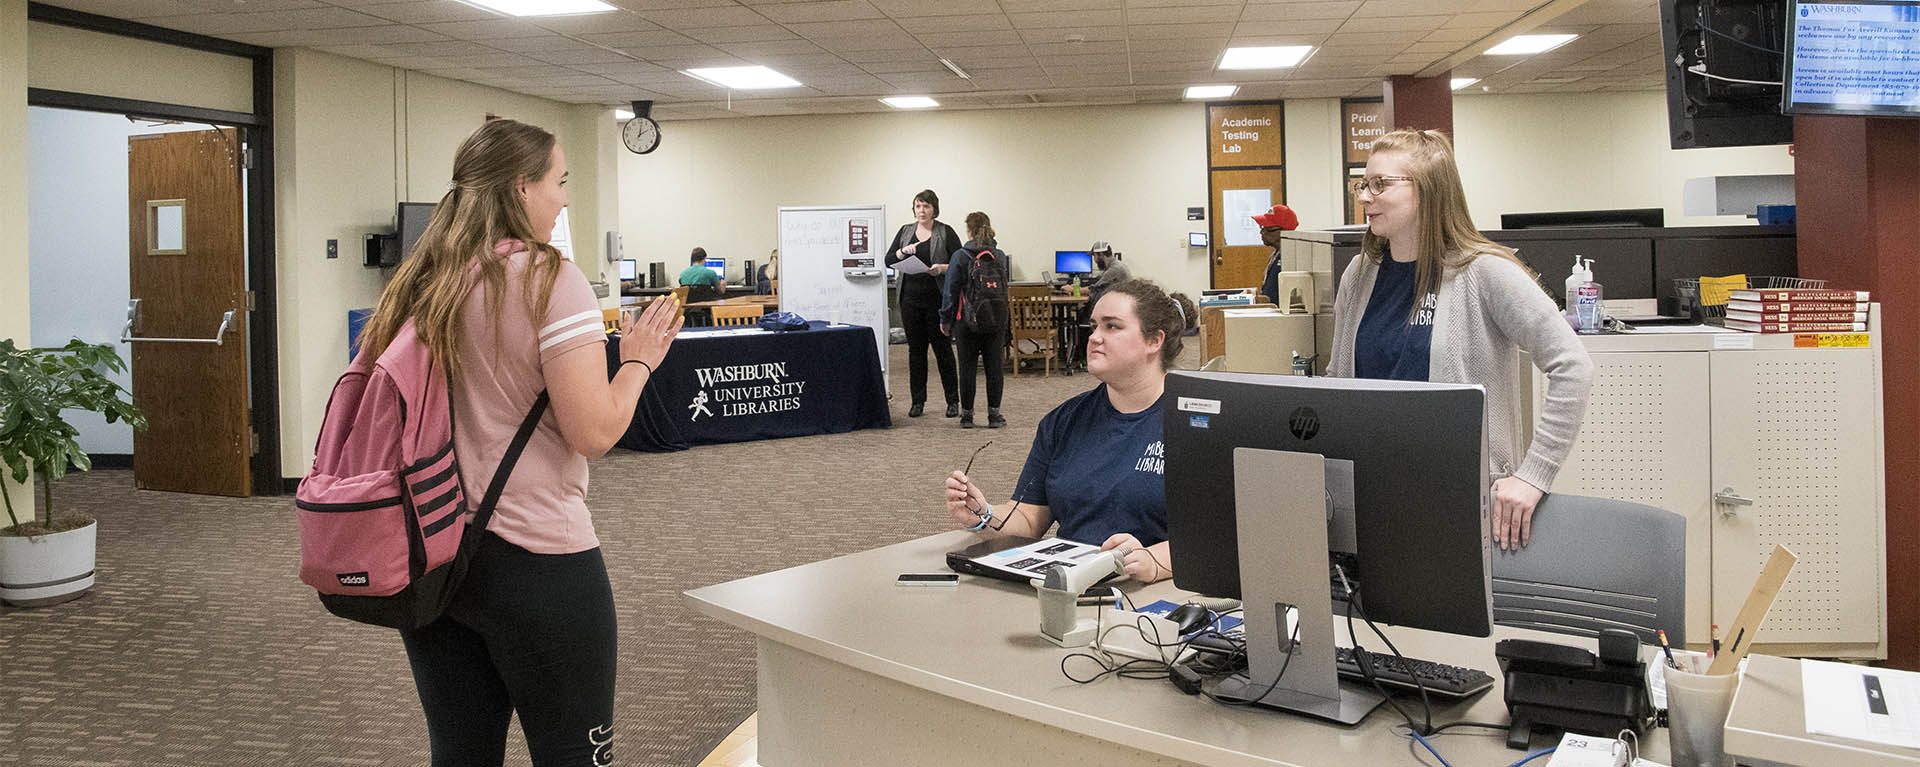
xmin=0 ymin=338 xmax=145 ymax=607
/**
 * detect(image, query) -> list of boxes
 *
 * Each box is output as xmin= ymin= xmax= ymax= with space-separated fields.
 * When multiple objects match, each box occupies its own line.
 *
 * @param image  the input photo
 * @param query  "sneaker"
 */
xmin=945 ymin=402 xmax=960 ymax=418
xmin=908 ymin=402 xmax=925 ymax=418
xmin=959 ymin=410 xmax=975 ymax=428
xmin=987 ymin=408 xmax=1006 ymax=428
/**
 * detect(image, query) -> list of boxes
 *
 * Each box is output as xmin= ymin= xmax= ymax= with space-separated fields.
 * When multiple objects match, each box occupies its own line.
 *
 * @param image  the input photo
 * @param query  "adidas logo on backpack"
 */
xmin=294 ymin=318 xmax=546 ymax=629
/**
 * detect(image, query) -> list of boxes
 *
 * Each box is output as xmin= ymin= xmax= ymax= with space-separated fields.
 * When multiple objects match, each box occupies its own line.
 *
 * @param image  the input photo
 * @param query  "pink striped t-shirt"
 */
xmin=452 ymin=246 xmax=606 ymax=554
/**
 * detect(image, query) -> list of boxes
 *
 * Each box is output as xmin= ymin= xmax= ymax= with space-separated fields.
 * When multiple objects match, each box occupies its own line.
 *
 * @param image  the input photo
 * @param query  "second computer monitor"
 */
xmin=704 ymin=257 xmax=727 ymax=282
xmin=619 ymin=258 xmax=638 ymax=282
xmin=1162 ymin=370 xmax=1492 ymax=638
xmin=1054 ymin=250 xmax=1092 ymax=275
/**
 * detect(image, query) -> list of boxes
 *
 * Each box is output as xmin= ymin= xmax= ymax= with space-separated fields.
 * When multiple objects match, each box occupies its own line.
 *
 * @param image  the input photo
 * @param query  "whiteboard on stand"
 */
xmin=778 ymin=205 xmax=890 ymax=385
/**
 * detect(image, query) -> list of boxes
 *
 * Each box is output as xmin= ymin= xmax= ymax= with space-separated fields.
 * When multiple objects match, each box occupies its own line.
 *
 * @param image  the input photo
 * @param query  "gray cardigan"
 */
xmin=1328 ymin=252 xmax=1594 ymax=492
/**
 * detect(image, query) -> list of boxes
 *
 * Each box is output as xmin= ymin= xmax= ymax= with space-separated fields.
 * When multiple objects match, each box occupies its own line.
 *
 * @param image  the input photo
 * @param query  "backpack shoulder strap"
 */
xmin=468 ymin=390 xmax=550 ymax=533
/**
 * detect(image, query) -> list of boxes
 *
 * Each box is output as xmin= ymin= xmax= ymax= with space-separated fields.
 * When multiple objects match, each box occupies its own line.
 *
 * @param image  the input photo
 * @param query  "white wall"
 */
xmin=620 ymin=92 xmax=1795 ymax=302
xmin=27 ymin=21 xmax=252 ymax=115
xmin=273 ymin=48 xmax=614 ymax=477
xmin=25 ymin=109 xmax=208 ymax=454
xmin=1454 ymin=90 xmax=1795 ymax=228
xmin=619 ymin=103 xmax=1216 ymax=297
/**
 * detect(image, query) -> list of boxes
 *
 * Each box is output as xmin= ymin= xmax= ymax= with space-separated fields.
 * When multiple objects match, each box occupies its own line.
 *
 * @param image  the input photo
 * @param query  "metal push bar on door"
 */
xmin=119 ymin=299 xmax=237 ymax=346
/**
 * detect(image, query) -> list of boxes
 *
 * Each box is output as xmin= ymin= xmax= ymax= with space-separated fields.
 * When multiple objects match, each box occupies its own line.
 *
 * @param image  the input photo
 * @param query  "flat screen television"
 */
xmin=1659 ymin=0 xmax=1794 ymax=147
xmin=1782 ymin=0 xmax=1920 ymax=117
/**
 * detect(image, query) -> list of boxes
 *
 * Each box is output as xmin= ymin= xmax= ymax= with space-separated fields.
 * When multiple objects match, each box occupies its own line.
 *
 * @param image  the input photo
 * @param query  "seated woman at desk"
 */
xmin=943 ymin=279 xmax=1196 ymax=583
xmin=1329 ymin=128 xmax=1593 ymax=551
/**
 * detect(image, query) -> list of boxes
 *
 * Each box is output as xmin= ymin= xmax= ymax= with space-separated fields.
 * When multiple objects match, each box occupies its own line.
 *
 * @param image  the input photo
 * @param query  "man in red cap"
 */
xmin=1251 ymin=204 xmax=1300 ymax=306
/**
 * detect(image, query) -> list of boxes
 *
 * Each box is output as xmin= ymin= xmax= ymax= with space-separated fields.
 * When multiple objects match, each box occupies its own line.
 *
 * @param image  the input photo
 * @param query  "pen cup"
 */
xmin=1665 ymin=660 xmax=1740 ymax=767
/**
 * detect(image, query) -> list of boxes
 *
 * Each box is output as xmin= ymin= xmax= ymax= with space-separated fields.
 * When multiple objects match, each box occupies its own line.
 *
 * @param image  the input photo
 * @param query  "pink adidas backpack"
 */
xmin=295 ymin=318 xmax=546 ymax=629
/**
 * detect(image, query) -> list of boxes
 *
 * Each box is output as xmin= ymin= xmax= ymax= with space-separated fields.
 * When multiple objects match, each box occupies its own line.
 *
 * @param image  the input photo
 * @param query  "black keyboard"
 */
xmin=1335 ymin=646 xmax=1495 ymax=699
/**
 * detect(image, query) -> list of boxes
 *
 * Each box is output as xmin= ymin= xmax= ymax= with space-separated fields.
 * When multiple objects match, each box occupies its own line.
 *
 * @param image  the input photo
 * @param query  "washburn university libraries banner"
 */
xmin=608 ymin=322 xmax=890 ymax=451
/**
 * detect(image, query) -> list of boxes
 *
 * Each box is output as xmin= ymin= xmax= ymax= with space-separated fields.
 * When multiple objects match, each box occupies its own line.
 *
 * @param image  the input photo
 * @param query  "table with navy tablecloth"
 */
xmin=605 ymin=321 xmax=890 ymax=452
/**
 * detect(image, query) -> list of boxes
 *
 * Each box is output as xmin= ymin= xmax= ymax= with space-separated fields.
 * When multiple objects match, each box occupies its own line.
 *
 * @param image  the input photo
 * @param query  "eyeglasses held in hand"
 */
xmin=961 ymin=440 xmax=1022 ymax=532
xmin=1349 ymin=175 xmax=1414 ymax=196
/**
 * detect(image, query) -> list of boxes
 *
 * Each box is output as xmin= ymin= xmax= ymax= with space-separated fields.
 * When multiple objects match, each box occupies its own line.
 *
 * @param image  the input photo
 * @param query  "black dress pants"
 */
xmin=954 ymin=326 xmax=1005 ymax=411
xmin=900 ymin=300 xmax=957 ymax=406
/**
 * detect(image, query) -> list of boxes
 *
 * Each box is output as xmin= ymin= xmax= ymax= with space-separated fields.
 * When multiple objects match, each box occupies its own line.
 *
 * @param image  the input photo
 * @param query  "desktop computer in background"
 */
xmin=1054 ymin=250 xmax=1092 ymax=281
xmin=619 ymin=258 xmax=638 ymax=283
xmin=1163 ymin=371 xmax=1492 ymax=723
xmin=648 ymin=262 xmax=667 ymax=289
xmin=704 ymin=257 xmax=727 ymax=283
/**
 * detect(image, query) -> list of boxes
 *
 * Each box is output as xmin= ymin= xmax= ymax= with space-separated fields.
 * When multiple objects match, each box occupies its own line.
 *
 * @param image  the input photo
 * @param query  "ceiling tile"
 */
xmin=682 ymin=25 xmax=802 ymax=44
xmin=1018 ymin=26 xmax=1127 ymax=45
xmin=1008 ymin=10 xmax=1112 ymax=28
xmin=868 ymin=0 xmax=1007 ymax=14
xmin=1232 ymin=19 xmax=1342 ymax=37
xmin=757 ymin=0 xmax=887 ymax=23
xmin=354 ymin=2 xmax=499 ymax=24
xmin=917 ymin=30 xmax=1029 ymax=47
xmin=228 ymin=26 xmax=450 ymax=46
xmin=1127 ymin=5 xmax=1244 ymax=24
xmin=785 ymin=18 xmax=913 ymax=39
xmin=532 ymin=11 xmax=665 ymax=33
xmin=416 ymin=19 xmax=556 ymax=40
xmin=526 ymin=48 xmax=645 ymax=66
xmin=1129 ymin=23 xmax=1230 ymax=39
xmin=580 ymin=29 xmax=703 ymax=48
xmin=1000 ymin=0 xmax=1121 ymax=10
xmin=638 ymin=6 xmax=775 ymax=28
xmin=485 ymin=35 xmax=594 ymax=53
xmin=898 ymin=14 xmax=1015 ymax=34
xmin=141 ymin=7 xmax=391 ymax=35
xmin=1240 ymin=2 xmax=1362 ymax=21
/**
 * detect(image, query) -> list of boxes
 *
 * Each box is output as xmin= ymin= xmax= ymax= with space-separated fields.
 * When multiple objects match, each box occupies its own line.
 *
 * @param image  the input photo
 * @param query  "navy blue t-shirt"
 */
xmin=1012 ymin=384 xmax=1169 ymax=547
xmin=1354 ymin=257 xmax=1435 ymax=382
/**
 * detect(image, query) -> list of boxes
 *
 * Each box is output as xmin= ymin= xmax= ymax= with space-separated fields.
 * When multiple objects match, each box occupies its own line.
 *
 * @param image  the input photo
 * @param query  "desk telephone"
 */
xmin=1496 ymin=629 xmax=1656 ymax=750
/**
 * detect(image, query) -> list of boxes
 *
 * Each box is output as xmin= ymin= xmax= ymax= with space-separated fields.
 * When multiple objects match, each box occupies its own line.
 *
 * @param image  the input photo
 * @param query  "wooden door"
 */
xmin=1209 ymin=168 xmax=1285 ymax=289
xmin=127 ymin=129 xmax=250 ymax=496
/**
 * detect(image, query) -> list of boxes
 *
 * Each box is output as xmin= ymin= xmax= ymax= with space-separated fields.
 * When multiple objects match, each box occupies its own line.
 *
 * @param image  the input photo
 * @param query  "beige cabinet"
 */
xmin=1533 ymin=308 xmax=1885 ymax=659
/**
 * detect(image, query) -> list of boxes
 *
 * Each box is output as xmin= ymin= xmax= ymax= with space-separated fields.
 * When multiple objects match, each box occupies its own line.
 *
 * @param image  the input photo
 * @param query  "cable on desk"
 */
xmin=1406 ymin=729 xmax=1453 ymax=767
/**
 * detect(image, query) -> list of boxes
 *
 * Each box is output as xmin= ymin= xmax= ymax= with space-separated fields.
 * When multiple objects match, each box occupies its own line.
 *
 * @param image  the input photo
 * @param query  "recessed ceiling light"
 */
xmin=682 ymin=66 xmax=803 ymax=90
xmin=1450 ymin=78 xmax=1479 ymax=90
xmin=1185 ymin=85 xmax=1239 ymax=99
xmin=1484 ymin=34 xmax=1578 ymax=56
xmin=458 ymin=0 xmax=615 ymax=16
xmin=882 ymin=96 xmax=940 ymax=109
xmin=1218 ymin=45 xmax=1314 ymax=70
xmin=615 ymin=109 xmax=634 ymax=120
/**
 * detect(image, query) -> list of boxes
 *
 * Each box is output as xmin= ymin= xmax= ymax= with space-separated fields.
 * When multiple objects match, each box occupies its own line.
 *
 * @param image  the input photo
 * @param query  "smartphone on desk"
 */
xmin=896 ymin=573 xmax=959 ymax=587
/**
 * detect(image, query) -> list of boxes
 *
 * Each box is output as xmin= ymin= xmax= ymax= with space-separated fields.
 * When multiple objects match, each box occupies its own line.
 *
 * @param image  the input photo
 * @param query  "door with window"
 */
xmin=126 ymin=129 xmax=251 ymax=496
xmin=1205 ymin=102 xmax=1285 ymax=290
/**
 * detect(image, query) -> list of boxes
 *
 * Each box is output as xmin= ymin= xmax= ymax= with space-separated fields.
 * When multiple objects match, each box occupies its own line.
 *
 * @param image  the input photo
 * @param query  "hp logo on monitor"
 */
xmin=1288 ymin=406 xmax=1320 ymax=440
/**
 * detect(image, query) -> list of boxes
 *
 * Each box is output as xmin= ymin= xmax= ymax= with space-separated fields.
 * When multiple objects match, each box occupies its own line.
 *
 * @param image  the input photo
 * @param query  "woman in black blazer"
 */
xmin=884 ymin=189 xmax=961 ymax=418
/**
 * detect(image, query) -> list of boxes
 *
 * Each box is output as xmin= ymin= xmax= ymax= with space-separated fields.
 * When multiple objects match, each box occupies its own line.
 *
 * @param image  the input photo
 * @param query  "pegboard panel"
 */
xmin=1547 ymin=352 xmax=1711 ymax=512
xmin=1712 ymin=349 xmax=1883 ymax=647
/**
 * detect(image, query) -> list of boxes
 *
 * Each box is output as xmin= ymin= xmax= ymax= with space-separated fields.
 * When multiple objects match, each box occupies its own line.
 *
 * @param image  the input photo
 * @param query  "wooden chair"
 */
xmin=1007 ymin=296 xmax=1058 ymax=377
xmin=711 ymin=303 xmax=765 ymax=327
xmin=601 ymin=307 xmax=621 ymax=334
xmin=670 ymin=285 xmax=691 ymax=304
xmin=1009 ymin=284 xmax=1051 ymax=301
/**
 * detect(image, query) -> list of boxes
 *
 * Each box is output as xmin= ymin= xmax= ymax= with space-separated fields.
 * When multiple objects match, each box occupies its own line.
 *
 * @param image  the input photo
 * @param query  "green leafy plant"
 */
xmin=0 ymin=339 xmax=146 ymax=536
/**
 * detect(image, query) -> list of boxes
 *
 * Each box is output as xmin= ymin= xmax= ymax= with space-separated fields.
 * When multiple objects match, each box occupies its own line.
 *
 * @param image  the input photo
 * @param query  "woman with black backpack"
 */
xmin=941 ymin=211 xmax=1010 ymax=429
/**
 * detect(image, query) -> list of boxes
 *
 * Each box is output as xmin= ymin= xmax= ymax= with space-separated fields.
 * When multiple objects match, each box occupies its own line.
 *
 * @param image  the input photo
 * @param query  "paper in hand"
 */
xmin=894 ymin=254 xmax=932 ymax=275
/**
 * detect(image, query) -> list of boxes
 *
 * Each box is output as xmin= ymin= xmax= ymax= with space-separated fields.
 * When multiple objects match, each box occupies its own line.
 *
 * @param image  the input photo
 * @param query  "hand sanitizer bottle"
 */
xmin=1574 ymin=258 xmax=1604 ymax=334
xmin=1563 ymin=255 xmax=1589 ymax=312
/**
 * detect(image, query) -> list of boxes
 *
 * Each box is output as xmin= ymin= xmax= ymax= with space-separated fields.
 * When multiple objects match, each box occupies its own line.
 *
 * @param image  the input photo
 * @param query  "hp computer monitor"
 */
xmin=704 ymin=257 xmax=726 ymax=282
xmin=1054 ymin=250 xmax=1093 ymax=275
xmin=618 ymin=258 xmax=638 ymax=282
xmin=1163 ymin=370 xmax=1492 ymax=638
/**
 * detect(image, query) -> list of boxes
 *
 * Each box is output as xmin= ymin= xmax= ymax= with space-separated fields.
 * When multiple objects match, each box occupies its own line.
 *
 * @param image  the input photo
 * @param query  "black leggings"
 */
xmin=401 ymin=531 xmax=617 ymax=767
xmin=953 ymin=326 xmax=1004 ymax=411
xmin=900 ymin=301 xmax=958 ymax=406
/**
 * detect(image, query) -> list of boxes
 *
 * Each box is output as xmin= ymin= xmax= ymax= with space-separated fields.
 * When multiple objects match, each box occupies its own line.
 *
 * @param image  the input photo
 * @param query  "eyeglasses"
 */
xmin=1350 ymin=175 xmax=1414 ymax=196
xmin=962 ymin=441 xmax=1023 ymax=532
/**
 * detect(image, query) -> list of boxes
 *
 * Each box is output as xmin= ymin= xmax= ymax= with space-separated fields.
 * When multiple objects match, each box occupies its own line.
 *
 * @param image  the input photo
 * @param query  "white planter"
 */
xmin=0 ymin=520 xmax=97 ymax=607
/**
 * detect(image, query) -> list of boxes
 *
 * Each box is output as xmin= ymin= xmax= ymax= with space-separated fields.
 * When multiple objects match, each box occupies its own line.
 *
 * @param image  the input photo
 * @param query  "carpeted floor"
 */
xmin=0 ymin=343 xmax=1184 ymax=766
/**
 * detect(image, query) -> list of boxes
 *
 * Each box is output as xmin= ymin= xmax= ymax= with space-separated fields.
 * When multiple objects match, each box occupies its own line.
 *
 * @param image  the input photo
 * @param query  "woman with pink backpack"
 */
xmin=352 ymin=118 xmax=681 ymax=766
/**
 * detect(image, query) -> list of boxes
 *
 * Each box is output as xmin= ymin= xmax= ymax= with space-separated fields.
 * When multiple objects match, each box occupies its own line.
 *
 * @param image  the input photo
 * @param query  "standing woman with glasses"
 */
xmin=884 ymin=189 xmax=962 ymax=418
xmin=941 ymin=279 xmax=1197 ymax=584
xmin=357 ymin=118 xmax=682 ymax=766
xmin=1329 ymin=128 xmax=1592 ymax=551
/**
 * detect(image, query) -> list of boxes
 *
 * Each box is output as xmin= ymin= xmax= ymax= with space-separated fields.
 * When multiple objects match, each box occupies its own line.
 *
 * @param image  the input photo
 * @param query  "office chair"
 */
xmin=1491 ymin=493 xmax=1686 ymax=646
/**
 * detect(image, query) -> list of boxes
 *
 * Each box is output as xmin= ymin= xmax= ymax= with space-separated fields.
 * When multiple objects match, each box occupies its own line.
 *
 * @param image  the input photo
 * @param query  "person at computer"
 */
xmin=755 ymin=248 xmax=777 ymax=295
xmin=677 ymin=246 xmax=722 ymax=303
xmin=1085 ymin=241 xmax=1130 ymax=305
xmin=1330 ymin=128 xmax=1593 ymax=551
xmin=884 ymin=189 xmax=961 ymax=419
xmin=943 ymin=279 xmax=1197 ymax=583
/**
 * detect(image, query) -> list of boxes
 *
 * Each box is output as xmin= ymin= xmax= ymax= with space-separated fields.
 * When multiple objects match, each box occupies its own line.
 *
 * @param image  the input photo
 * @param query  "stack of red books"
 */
xmin=1723 ymin=289 xmax=1870 ymax=333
